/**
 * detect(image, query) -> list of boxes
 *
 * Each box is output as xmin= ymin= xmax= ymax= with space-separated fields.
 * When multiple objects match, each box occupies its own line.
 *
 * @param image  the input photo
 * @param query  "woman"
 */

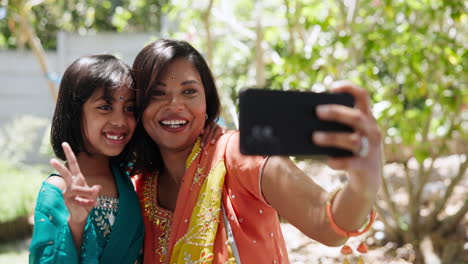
xmin=131 ymin=39 xmax=382 ymax=263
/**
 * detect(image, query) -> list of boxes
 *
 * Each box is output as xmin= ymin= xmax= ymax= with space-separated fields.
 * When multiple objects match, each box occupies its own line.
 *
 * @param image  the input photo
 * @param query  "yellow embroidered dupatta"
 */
xmin=168 ymin=132 xmax=236 ymax=264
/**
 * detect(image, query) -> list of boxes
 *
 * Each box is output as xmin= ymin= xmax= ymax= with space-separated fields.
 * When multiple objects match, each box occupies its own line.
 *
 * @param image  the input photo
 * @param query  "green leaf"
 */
xmin=414 ymin=146 xmax=430 ymax=164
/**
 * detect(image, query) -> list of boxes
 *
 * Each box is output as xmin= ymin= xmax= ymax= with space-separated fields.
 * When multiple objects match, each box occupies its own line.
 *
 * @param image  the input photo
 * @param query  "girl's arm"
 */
xmin=29 ymin=181 xmax=80 ymax=264
xmin=49 ymin=142 xmax=101 ymax=254
xmin=261 ymin=81 xmax=382 ymax=246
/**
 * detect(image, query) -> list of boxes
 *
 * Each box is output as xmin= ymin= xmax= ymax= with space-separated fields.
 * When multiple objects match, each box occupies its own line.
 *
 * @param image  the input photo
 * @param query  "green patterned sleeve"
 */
xmin=28 ymin=182 xmax=79 ymax=264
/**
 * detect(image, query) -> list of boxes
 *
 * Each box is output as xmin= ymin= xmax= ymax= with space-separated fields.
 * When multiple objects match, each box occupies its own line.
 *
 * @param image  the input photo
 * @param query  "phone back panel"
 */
xmin=239 ymin=88 xmax=355 ymax=157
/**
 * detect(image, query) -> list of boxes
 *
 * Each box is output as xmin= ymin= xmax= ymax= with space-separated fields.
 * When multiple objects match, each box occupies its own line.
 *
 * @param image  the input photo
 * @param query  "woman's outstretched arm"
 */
xmin=261 ymin=81 xmax=382 ymax=246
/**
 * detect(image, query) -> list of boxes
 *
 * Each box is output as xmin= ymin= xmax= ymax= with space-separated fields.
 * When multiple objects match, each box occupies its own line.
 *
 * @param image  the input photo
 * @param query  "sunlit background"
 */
xmin=0 ymin=0 xmax=467 ymax=263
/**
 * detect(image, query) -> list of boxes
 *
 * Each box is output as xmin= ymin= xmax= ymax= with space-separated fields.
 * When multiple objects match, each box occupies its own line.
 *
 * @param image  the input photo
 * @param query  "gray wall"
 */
xmin=56 ymin=31 xmax=156 ymax=71
xmin=0 ymin=32 xmax=156 ymax=164
xmin=0 ymin=51 xmax=58 ymax=123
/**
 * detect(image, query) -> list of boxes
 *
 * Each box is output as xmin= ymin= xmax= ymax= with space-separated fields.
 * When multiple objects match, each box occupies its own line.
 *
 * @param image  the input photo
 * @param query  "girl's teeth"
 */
xmin=107 ymin=134 xmax=124 ymax=140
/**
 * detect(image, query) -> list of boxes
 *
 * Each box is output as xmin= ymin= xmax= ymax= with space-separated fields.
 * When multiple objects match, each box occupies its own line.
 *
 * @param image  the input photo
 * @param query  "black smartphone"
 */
xmin=238 ymin=88 xmax=355 ymax=157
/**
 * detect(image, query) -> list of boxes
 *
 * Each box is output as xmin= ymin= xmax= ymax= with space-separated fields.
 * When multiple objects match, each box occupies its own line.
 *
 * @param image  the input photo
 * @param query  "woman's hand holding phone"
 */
xmin=313 ymin=81 xmax=382 ymax=193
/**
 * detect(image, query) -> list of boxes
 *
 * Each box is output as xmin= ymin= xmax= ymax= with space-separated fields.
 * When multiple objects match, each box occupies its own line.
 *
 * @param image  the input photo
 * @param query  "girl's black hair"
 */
xmin=51 ymin=54 xmax=136 ymax=166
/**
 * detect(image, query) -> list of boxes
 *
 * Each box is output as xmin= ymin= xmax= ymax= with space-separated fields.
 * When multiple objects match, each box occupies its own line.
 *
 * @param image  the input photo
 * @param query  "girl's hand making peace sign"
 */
xmin=50 ymin=142 xmax=102 ymax=225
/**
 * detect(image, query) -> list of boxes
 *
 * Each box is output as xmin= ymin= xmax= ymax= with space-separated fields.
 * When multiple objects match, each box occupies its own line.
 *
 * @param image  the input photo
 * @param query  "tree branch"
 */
xmin=283 ymin=0 xmax=295 ymax=55
xmin=413 ymin=156 xmax=436 ymax=212
xmin=202 ymin=0 xmax=214 ymax=67
xmin=427 ymin=154 xmax=468 ymax=230
xmin=404 ymin=161 xmax=414 ymax=202
xmin=380 ymin=172 xmax=402 ymax=232
xmin=336 ymin=0 xmax=347 ymax=30
xmin=374 ymin=203 xmax=399 ymax=241
xmin=402 ymin=160 xmax=419 ymax=241
xmin=413 ymin=107 xmax=434 ymax=199
xmin=439 ymin=198 xmax=468 ymax=235
xmin=15 ymin=7 xmax=57 ymax=102
xmin=254 ymin=1 xmax=265 ymax=88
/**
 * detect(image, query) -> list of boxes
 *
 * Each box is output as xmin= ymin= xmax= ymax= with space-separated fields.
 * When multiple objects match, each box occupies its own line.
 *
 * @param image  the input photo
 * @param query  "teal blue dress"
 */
xmin=29 ymin=164 xmax=144 ymax=264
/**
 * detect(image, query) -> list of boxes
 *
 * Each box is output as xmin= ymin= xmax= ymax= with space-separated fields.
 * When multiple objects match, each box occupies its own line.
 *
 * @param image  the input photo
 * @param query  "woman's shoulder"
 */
xmin=223 ymin=130 xmax=266 ymax=164
xmin=202 ymin=130 xmax=240 ymax=164
xmin=214 ymin=130 xmax=239 ymax=150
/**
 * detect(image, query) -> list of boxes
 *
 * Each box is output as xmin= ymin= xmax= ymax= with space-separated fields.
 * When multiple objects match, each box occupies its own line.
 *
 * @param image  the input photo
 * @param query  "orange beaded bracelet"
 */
xmin=326 ymin=188 xmax=377 ymax=238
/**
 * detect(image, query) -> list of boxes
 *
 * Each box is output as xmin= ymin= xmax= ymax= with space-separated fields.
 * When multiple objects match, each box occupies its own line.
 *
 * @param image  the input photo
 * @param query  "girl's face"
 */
xmin=142 ymin=58 xmax=206 ymax=154
xmin=81 ymin=86 xmax=136 ymax=157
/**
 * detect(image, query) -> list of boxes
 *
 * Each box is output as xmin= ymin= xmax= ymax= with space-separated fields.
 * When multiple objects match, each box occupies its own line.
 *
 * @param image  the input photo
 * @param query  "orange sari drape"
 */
xmin=134 ymin=131 xmax=290 ymax=264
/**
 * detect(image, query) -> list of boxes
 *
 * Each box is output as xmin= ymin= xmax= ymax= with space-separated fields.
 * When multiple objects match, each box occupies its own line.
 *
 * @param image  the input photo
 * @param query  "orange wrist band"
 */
xmin=326 ymin=188 xmax=377 ymax=238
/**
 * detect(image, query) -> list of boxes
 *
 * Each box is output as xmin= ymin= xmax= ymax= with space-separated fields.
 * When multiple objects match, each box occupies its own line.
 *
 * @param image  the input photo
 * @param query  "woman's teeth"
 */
xmin=161 ymin=120 xmax=187 ymax=128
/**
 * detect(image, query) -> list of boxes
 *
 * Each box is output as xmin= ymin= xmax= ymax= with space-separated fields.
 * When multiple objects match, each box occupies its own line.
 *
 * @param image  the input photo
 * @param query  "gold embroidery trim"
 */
xmin=143 ymin=172 xmax=173 ymax=262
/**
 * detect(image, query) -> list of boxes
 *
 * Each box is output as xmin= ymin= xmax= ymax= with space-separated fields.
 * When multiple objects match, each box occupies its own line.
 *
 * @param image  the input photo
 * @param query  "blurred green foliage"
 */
xmin=259 ymin=0 xmax=468 ymax=162
xmin=159 ymin=0 xmax=467 ymax=163
xmin=0 ymin=116 xmax=50 ymax=223
xmin=0 ymin=0 xmax=168 ymax=49
xmin=0 ymin=161 xmax=44 ymax=223
xmin=0 ymin=116 xmax=50 ymax=165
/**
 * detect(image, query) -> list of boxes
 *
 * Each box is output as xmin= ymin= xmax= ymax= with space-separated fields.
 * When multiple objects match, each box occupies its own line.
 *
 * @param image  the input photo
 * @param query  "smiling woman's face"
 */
xmin=142 ymin=58 xmax=207 ymax=154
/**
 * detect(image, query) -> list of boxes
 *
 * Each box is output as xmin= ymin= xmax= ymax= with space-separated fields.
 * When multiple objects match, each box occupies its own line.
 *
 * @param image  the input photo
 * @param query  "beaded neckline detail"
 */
xmin=95 ymin=196 xmax=119 ymax=211
xmin=143 ymin=172 xmax=173 ymax=224
xmin=91 ymin=196 xmax=119 ymax=237
xmin=185 ymin=138 xmax=202 ymax=168
xmin=142 ymin=137 xmax=203 ymax=261
xmin=143 ymin=172 xmax=173 ymax=261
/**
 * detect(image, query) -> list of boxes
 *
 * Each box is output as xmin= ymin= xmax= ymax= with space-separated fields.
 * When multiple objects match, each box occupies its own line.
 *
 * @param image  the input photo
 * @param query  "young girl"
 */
xmin=29 ymin=54 xmax=144 ymax=263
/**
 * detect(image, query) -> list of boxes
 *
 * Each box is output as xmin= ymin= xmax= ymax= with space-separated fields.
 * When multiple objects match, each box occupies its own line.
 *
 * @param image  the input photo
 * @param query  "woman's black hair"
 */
xmin=50 ymin=54 xmax=136 ymax=166
xmin=132 ymin=39 xmax=221 ymax=173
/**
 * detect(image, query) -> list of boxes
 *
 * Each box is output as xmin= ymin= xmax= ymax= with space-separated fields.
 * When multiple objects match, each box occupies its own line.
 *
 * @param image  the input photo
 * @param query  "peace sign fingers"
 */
xmin=61 ymin=142 xmax=84 ymax=183
xmin=49 ymin=142 xmax=102 ymax=222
